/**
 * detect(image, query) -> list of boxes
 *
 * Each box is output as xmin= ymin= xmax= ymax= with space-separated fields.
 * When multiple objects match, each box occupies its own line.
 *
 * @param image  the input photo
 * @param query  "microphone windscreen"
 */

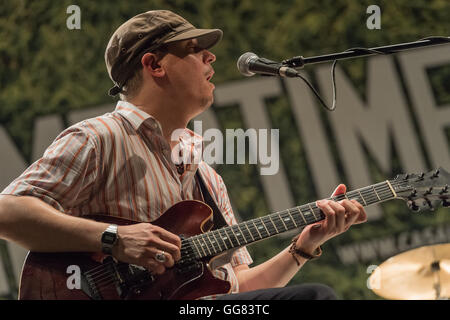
xmin=237 ymin=52 xmax=258 ymax=77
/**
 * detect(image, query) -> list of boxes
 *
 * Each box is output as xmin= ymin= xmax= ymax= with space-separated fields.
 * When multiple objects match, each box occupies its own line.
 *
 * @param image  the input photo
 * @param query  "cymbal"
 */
xmin=369 ymin=243 xmax=450 ymax=300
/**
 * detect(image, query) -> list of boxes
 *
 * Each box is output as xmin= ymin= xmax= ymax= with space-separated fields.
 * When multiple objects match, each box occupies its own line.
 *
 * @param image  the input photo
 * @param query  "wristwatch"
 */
xmin=101 ymin=224 xmax=118 ymax=255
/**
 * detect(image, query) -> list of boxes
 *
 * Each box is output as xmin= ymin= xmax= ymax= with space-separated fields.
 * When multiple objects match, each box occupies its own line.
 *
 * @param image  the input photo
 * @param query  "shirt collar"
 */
xmin=115 ymin=101 xmax=163 ymax=133
xmin=115 ymin=100 xmax=204 ymax=150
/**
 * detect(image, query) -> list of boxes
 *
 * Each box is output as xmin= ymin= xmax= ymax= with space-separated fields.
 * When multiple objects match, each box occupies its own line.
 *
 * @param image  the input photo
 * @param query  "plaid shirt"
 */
xmin=2 ymin=101 xmax=253 ymax=298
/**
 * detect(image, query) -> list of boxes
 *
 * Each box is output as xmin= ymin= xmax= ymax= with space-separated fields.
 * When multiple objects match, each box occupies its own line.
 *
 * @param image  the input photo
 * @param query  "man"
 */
xmin=0 ymin=10 xmax=366 ymax=300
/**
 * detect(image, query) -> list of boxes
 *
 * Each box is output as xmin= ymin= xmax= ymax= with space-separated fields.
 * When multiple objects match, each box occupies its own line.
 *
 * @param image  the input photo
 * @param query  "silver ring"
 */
xmin=155 ymin=251 xmax=166 ymax=263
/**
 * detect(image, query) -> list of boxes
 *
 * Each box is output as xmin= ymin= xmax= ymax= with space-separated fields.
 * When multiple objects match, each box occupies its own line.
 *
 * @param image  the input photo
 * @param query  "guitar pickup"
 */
xmin=175 ymin=261 xmax=202 ymax=275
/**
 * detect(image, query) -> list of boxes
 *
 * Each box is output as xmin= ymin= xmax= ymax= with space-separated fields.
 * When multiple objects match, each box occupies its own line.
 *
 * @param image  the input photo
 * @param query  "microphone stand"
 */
xmin=279 ymin=36 xmax=449 ymax=111
xmin=283 ymin=36 xmax=450 ymax=68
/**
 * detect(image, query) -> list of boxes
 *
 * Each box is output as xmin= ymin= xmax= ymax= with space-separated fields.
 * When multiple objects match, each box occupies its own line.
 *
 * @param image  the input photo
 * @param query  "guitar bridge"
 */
xmin=116 ymin=264 xmax=155 ymax=299
xmin=81 ymin=256 xmax=155 ymax=300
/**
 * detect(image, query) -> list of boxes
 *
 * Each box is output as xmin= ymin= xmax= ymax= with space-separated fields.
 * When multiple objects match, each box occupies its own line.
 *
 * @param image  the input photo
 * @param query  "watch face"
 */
xmin=102 ymin=225 xmax=118 ymax=246
xmin=102 ymin=233 xmax=116 ymax=244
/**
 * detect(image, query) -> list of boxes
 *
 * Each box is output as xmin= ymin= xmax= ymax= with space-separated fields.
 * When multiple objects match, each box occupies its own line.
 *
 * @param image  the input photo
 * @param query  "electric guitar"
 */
xmin=19 ymin=168 xmax=450 ymax=299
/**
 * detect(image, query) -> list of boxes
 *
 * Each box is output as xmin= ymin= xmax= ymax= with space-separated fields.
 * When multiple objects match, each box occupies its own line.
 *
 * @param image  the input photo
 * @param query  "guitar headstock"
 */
xmin=390 ymin=167 xmax=450 ymax=212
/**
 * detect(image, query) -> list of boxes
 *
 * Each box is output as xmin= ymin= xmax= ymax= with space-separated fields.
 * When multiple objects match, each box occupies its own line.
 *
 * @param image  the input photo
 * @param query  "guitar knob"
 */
xmin=425 ymin=187 xmax=433 ymax=195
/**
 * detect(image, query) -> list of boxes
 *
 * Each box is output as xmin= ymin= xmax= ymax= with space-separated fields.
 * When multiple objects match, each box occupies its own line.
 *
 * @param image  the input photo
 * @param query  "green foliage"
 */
xmin=0 ymin=0 xmax=449 ymax=299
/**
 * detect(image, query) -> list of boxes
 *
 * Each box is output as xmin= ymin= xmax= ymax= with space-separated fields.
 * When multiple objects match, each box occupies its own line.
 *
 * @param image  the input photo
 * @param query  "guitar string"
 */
xmin=85 ymin=179 xmax=409 ymax=286
xmin=89 ymin=265 xmax=126 ymax=287
xmin=203 ymin=180 xmax=412 ymax=257
xmin=89 ymin=183 xmax=409 ymax=290
xmin=90 ymin=185 xmax=397 ymax=283
xmin=93 ymin=265 xmax=144 ymax=289
xmin=90 ymin=189 xmax=388 ymax=293
xmin=91 ymin=187 xmax=391 ymax=288
xmin=83 ymin=242 xmax=198 ymax=282
xmin=216 ymin=186 xmax=391 ymax=249
xmin=86 ymin=180 xmax=401 ymax=281
xmin=83 ymin=244 xmax=196 ymax=279
xmin=87 ymin=247 xmax=199 ymax=286
xmin=186 ymin=181 xmax=398 ymax=257
xmin=89 ymin=188 xmax=397 ymax=290
xmin=83 ymin=245 xmax=195 ymax=279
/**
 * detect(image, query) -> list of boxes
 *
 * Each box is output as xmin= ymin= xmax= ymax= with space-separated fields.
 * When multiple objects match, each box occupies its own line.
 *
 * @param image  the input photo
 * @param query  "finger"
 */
xmin=316 ymin=200 xmax=336 ymax=231
xmin=327 ymin=201 xmax=346 ymax=232
xmin=151 ymin=237 xmax=182 ymax=262
xmin=351 ymin=200 xmax=368 ymax=224
xmin=152 ymin=225 xmax=182 ymax=249
xmin=149 ymin=247 xmax=175 ymax=268
xmin=339 ymin=200 xmax=360 ymax=228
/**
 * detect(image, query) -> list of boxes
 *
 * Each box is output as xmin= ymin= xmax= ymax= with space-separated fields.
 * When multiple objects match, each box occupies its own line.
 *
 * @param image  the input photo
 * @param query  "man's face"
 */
xmin=160 ymin=38 xmax=216 ymax=115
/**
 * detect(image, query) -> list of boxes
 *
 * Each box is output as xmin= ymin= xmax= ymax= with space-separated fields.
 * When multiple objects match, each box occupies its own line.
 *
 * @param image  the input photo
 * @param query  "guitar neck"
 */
xmin=185 ymin=180 xmax=397 ymax=259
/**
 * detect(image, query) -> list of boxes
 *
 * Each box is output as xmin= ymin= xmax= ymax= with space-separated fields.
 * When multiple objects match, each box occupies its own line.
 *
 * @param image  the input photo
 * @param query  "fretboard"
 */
xmin=182 ymin=180 xmax=397 ymax=261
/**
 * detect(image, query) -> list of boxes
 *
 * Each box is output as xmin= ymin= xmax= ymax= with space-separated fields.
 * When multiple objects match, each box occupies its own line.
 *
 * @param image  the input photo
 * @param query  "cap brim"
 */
xmin=164 ymin=28 xmax=223 ymax=50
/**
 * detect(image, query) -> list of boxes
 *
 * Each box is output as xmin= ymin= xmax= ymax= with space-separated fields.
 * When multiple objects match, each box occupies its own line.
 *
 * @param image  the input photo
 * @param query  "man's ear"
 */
xmin=141 ymin=53 xmax=165 ymax=77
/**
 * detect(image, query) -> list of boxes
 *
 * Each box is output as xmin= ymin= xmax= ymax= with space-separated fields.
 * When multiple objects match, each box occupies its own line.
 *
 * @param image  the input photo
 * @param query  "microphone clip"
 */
xmin=282 ymin=56 xmax=305 ymax=69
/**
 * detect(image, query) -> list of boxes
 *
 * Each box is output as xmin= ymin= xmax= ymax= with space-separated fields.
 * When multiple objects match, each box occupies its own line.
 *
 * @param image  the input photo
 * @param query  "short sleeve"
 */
xmin=1 ymin=126 xmax=100 ymax=214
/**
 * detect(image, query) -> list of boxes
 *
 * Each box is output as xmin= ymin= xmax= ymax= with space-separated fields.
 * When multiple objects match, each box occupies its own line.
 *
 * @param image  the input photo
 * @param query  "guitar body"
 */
xmin=19 ymin=200 xmax=231 ymax=300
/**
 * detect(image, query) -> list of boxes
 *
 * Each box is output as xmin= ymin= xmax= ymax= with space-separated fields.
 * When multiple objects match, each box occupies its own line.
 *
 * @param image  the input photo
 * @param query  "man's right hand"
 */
xmin=112 ymin=223 xmax=181 ymax=275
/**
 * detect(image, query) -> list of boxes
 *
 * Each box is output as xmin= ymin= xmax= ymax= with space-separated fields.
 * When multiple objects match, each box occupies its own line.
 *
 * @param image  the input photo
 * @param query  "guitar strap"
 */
xmin=195 ymin=170 xmax=228 ymax=230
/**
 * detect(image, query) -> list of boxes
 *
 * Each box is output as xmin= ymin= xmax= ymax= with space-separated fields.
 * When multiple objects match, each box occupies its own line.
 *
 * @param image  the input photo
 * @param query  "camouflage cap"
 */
xmin=105 ymin=10 xmax=223 ymax=96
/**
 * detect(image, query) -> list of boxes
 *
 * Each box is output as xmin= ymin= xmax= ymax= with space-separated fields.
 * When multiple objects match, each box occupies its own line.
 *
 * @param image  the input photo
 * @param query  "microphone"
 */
xmin=237 ymin=52 xmax=299 ymax=78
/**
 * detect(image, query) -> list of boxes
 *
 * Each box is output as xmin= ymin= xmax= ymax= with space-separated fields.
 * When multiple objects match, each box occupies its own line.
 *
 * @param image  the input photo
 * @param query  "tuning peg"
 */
xmin=425 ymin=187 xmax=433 ymax=195
xmin=433 ymin=169 xmax=440 ymax=178
xmin=409 ymin=201 xmax=420 ymax=212
xmin=424 ymin=199 xmax=434 ymax=211
xmin=440 ymin=185 xmax=449 ymax=194
xmin=417 ymin=173 xmax=425 ymax=181
xmin=409 ymin=188 xmax=417 ymax=198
